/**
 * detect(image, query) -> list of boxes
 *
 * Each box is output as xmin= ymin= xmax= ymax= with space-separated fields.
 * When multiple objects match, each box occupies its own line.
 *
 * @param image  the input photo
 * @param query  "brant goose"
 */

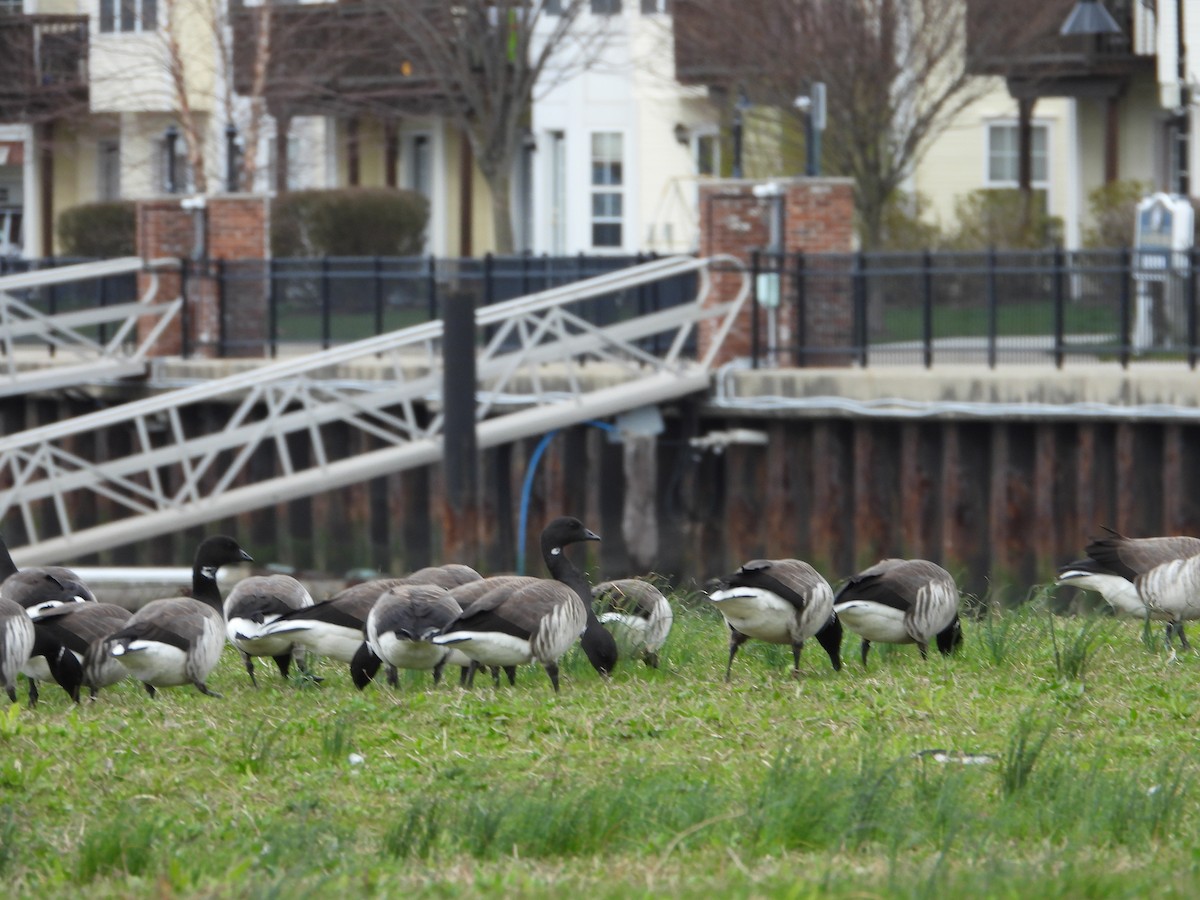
xmin=1067 ymin=529 xmax=1200 ymax=653
xmin=708 ymin=558 xmax=843 ymax=680
xmin=0 ymin=596 xmax=35 ymax=703
xmin=350 ymin=583 xmax=473 ymax=690
xmin=105 ymin=535 xmax=253 ymax=697
xmin=593 ymin=578 xmax=673 ymax=668
xmin=433 ymin=517 xmax=618 ymax=692
xmin=224 ymin=573 xmax=317 ymax=686
xmin=26 ymin=602 xmax=133 ymax=704
xmin=834 ymin=558 xmax=963 ymax=666
xmin=0 ymin=534 xmax=95 ymax=616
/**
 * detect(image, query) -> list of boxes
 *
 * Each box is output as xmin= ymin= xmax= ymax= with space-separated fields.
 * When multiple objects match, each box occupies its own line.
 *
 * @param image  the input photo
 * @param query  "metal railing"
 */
xmin=748 ymin=247 xmax=1200 ymax=369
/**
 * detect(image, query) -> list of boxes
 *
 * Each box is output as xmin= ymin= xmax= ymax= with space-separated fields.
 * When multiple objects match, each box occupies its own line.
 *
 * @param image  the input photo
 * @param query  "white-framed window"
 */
xmin=592 ymin=0 xmax=621 ymax=14
xmin=640 ymin=0 xmax=671 ymax=12
xmin=986 ymin=121 xmax=1048 ymax=187
xmin=99 ymin=0 xmax=158 ymax=33
xmin=98 ymin=139 xmax=120 ymax=201
xmin=590 ymin=131 xmax=623 ymax=248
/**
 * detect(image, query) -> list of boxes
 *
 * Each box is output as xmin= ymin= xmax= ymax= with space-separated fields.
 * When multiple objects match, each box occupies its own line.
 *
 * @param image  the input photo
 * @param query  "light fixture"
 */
xmin=673 ymin=123 xmax=689 ymax=145
xmin=1059 ymin=0 xmax=1121 ymax=36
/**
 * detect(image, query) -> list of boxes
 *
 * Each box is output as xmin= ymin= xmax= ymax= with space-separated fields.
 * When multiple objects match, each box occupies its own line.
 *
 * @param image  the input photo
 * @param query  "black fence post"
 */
xmin=750 ymin=250 xmax=761 ymax=369
xmin=484 ymin=252 xmax=495 ymax=308
xmin=217 ymin=258 xmax=228 ymax=357
xmin=441 ymin=288 xmax=480 ymax=565
xmin=320 ymin=256 xmax=332 ymax=350
xmin=1188 ymin=246 xmax=1197 ymax=370
xmin=922 ymin=249 xmax=934 ymax=369
xmin=97 ymin=269 xmax=110 ymax=348
xmin=853 ymin=252 xmax=869 ymax=368
xmin=427 ymin=255 xmax=438 ymax=321
xmin=1118 ymin=248 xmax=1131 ymax=369
xmin=986 ymin=248 xmax=998 ymax=368
xmin=373 ymin=256 xmax=384 ymax=337
xmin=1053 ymin=246 xmax=1065 ymax=369
xmin=267 ymin=258 xmax=278 ymax=359
xmin=794 ymin=252 xmax=807 ymax=367
xmin=181 ymin=257 xmax=191 ymax=359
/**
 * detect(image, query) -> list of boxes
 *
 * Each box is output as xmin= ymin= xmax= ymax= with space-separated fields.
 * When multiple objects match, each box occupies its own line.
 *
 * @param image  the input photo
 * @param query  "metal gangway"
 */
xmin=0 ymin=257 xmax=182 ymax=397
xmin=1 ymin=254 xmax=748 ymax=565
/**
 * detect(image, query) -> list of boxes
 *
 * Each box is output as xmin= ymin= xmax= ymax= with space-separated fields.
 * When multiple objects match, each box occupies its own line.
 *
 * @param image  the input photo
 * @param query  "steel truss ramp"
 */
xmin=2 ymin=255 xmax=748 ymax=565
xmin=0 ymin=257 xmax=182 ymax=398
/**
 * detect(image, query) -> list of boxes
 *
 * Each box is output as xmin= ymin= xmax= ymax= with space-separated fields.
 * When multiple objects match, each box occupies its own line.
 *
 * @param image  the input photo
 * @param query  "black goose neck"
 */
xmin=191 ymin=564 xmax=223 ymax=610
xmin=0 ymin=537 xmax=17 ymax=581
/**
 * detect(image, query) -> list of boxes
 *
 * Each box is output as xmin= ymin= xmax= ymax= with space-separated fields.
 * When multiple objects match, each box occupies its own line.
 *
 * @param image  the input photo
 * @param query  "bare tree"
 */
xmin=676 ymin=0 xmax=1000 ymax=249
xmin=377 ymin=1 xmax=609 ymax=253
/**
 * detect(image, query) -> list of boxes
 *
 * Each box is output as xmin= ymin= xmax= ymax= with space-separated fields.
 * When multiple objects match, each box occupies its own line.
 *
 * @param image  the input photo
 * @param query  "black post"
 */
xmin=1188 ymin=245 xmax=1197 ymax=369
xmin=442 ymin=289 xmax=480 ymax=565
xmin=854 ymin=252 xmax=869 ymax=368
xmin=320 ymin=256 xmax=332 ymax=349
xmin=180 ymin=258 xmax=191 ymax=359
xmin=373 ymin=256 xmax=384 ymax=337
xmin=922 ymin=249 xmax=934 ymax=369
xmin=1053 ymin=246 xmax=1066 ymax=369
xmin=986 ymin=248 xmax=998 ymax=369
xmin=268 ymin=258 xmax=278 ymax=358
xmin=427 ymin=254 xmax=438 ymax=321
xmin=217 ymin=257 xmax=228 ymax=357
xmin=794 ymin=252 xmax=807 ymax=367
xmin=750 ymin=250 xmax=761 ymax=369
xmin=225 ymin=123 xmax=240 ymax=193
xmin=1118 ymin=247 xmax=1131 ymax=369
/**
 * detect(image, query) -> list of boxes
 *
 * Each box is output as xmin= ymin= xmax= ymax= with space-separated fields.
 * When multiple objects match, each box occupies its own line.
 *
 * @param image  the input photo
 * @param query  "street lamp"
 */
xmin=1174 ymin=0 xmax=1190 ymax=196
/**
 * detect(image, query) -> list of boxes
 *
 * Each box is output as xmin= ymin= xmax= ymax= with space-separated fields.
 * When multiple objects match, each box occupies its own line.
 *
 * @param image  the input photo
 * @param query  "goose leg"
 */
xmin=5 ymin=685 xmax=15 ymax=703
xmin=459 ymin=665 xmax=472 ymax=687
xmin=242 ymin=651 xmax=259 ymax=688
xmin=725 ymin=629 xmax=749 ymax=682
xmin=143 ymin=683 xmax=157 ymax=698
xmin=790 ymin=642 xmax=804 ymax=678
xmin=26 ymin=679 xmax=37 ymax=707
xmin=644 ymin=650 xmax=660 ymax=669
xmin=432 ymin=659 xmax=446 ymax=686
xmin=544 ymin=661 xmax=561 ymax=694
xmin=860 ymin=639 xmax=872 ymax=668
xmin=1179 ymin=623 xmax=1192 ymax=650
xmin=194 ymin=682 xmax=223 ymax=698
xmin=503 ymin=666 xmax=517 ymax=686
xmin=917 ymin=641 xmax=929 ymax=660
xmin=386 ymin=665 xmax=399 ymax=688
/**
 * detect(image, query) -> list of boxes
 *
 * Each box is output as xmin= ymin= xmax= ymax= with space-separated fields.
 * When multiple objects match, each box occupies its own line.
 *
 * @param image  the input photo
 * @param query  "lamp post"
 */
xmin=1176 ymin=0 xmax=1190 ymax=197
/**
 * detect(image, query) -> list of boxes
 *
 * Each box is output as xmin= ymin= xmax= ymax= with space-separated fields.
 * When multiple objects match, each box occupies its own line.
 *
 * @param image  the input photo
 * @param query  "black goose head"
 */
xmin=936 ymin=616 xmax=963 ymax=656
xmin=540 ymin=517 xmax=601 ymax=559
xmin=192 ymin=536 xmax=254 ymax=605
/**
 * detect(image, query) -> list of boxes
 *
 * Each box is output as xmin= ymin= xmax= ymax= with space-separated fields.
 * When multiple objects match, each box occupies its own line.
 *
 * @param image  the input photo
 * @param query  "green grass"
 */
xmin=5 ymin=598 xmax=1200 ymax=897
xmin=882 ymin=300 xmax=1118 ymax=342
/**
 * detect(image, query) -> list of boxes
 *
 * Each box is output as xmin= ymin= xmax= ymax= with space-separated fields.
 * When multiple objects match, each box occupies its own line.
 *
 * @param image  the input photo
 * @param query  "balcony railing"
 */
xmin=0 ymin=14 xmax=89 ymax=123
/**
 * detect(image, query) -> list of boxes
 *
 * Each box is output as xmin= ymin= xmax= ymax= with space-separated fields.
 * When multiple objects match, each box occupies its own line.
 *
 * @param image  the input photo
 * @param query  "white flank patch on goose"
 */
xmin=708 ymin=587 xmax=795 ymax=643
xmin=373 ymin=633 xmax=446 ymax=670
xmin=21 ymin=656 xmax=53 ymax=682
xmin=227 ymin=615 xmax=292 ymax=656
xmin=1057 ymin=570 xmax=1150 ymax=619
xmin=260 ymin=620 xmax=366 ymax=664
xmin=112 ymin=642 xmax=192 ymax=686
xmin=834 ymin=601 xmax=911 ymax=643
xmin=432 ymin=631 xmax=533 ymax=667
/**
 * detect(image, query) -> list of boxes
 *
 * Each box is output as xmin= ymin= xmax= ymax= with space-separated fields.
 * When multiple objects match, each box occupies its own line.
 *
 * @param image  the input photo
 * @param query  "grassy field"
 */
xmin=4 ymin=592 xmax=1200 ymax=898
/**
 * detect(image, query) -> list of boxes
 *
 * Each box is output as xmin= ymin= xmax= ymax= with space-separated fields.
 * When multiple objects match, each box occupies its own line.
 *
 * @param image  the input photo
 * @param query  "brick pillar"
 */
xmin=698 ymin=177 xmax=855 ymax=366
xmin=136 ymin=195 xmax=270 ymax=358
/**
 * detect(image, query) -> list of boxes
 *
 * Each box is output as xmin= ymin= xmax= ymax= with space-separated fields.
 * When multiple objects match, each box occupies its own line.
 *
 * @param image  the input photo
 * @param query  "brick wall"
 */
xmin=698 ymin=178 xmax=855 ymax=366
xmin=137 ymin=196 xmax=270 ymax=357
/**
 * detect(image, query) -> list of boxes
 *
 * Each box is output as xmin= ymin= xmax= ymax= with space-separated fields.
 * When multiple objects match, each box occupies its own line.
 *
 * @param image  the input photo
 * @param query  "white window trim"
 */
xmin=984 ymin=119 xmax=1052 ymax=195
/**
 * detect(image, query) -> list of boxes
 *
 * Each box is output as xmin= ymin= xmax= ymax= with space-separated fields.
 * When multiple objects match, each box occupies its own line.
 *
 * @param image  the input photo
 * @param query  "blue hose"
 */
xmin=516 ymin=419 xmax=617 ymax=574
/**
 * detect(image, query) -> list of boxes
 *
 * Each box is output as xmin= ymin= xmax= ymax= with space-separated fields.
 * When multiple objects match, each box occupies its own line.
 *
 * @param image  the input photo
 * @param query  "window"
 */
xmin=591 ymin=132 xmax=623 ymax=248
xmin=986 ymin=122 xmax=1048 ymax=186
xmin=695 ymin=132 xmax=719 ymax=177
xmin=99 ymin=140 xmax=120 ymax=201
xmin=641 ymin=0 xmax=671 ymax=12
xmin=592 ymin=0 xmax=621 ymax=14
xmin=161 ymin=129 xmax=190 ymax=194
xmin=100 ymin=0 xmax=157 ymax=33
xmin=407 ymin=134 xmax=431 ymax=198
xmin=544 ymin=0 xmax=564 ymax=13
xmin=0 ymin=0 xmax=22 ymax=15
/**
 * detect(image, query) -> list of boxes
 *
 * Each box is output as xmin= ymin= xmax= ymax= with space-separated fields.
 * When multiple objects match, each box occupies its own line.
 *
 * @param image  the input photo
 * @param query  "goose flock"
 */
xmin=0 ymin=518 xmax=1196 ymax=706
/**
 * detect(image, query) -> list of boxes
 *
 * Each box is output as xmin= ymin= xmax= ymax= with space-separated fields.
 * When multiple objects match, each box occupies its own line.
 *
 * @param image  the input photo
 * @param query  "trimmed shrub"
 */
xmin=949 ymin=188 xmax=1063 ymax=250
xmin=1083 ymin=179 xmax=1152 ymax=248
xmin=56 ymin=201 xmax=137 ymax=258
xmin=271 ymin=187 xmax=429 ymax=257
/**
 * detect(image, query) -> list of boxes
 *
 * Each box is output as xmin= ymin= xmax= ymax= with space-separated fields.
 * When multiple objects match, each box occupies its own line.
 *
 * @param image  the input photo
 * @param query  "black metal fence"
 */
xmin=8 ymin=249 xmax=1200 ymax=368
xmin=749 ymin=247 xmax=1200 ymax=369
xmin=205 ymin=253 xmax=696 ymax=358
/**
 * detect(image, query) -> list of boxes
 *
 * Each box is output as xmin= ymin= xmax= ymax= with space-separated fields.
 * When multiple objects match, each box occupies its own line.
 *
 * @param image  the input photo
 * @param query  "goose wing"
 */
xmin=1086 ymin=532 xmax=1200 ymax=580
xmin=835 ymin=559 xmax=912 ymax=612
xmin=33 ymin=603 xmax=131 ymax=655
xmin=726 ymin=559 xmax=827 ymax=614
